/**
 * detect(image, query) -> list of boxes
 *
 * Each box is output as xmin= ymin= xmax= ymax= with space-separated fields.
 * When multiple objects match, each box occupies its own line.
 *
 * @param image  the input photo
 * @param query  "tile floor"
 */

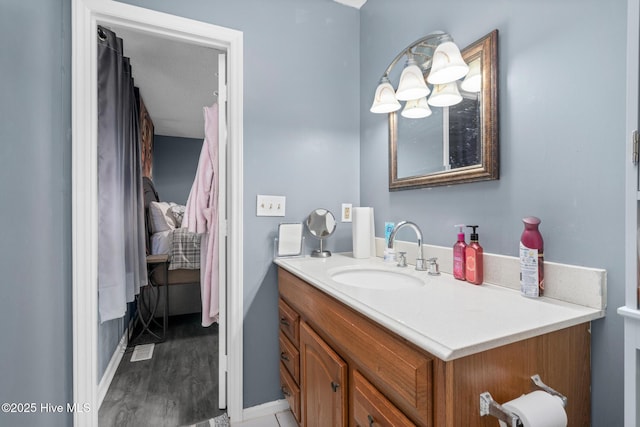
xmin=231 ymin=410 xmax=297 ymax=427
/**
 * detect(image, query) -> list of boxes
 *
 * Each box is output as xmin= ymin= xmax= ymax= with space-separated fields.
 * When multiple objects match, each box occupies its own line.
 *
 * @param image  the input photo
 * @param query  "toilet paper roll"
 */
xmin=352 ymin=207 xmax=374 ymax=259
xmin=497 ymin=391 xmax=567 ymax=427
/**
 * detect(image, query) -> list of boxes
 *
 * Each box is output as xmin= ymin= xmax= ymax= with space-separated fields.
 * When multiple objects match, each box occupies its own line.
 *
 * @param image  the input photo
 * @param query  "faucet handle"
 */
xmin=397 ymin=252 xmax=407 ymax=268
xmin=427 ymin=257 xmax=440 ymax=276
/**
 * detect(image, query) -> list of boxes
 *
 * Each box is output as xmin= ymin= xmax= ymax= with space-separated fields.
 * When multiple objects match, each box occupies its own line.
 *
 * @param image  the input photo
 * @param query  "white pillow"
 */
xmin=169 ymin=202 xmax=186 ymax=227
xmin=149 ymin=201 xmax=177 ymax=233
xmin=150 ymin=230 xmax=173 ymax=255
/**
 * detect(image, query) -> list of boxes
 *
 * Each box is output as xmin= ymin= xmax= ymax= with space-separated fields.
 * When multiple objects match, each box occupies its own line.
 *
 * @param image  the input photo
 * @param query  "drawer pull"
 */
xmin=280 ymin=317 xmax=290 ymax=326
xmin=331 ymin=381 xmax=339 ymax=392
xmin=368 ymin=414 xmax=375 ymax=427
xmin=282 ymin=386 xmax=291 ymax=397
xmin=280 ymin=352 xmax=290 ymax=362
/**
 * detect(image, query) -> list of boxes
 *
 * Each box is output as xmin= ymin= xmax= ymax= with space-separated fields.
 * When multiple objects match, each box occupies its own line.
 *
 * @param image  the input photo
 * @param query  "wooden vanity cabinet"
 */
xmin=278 ymin=267 xmax=591 ymax=427
xmin=300 ymin=321 xmax=348 ymax=426
xmin=279 ymin=298 xmax=301 ymax=422
xmin=352 ymin=370 xmax=416 ymax=427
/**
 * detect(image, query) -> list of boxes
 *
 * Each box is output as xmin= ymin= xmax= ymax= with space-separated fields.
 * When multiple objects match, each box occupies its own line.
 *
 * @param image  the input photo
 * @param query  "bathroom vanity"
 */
xmin=275 ymin=254 xmax=605 ymax=427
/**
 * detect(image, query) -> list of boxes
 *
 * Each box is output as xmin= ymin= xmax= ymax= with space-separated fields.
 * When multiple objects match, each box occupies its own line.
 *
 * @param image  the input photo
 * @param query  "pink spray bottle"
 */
xmin=520 ymin=216 xmax=544 ymax=297
xmin=453 ymin=224 xmax=467 ymax=281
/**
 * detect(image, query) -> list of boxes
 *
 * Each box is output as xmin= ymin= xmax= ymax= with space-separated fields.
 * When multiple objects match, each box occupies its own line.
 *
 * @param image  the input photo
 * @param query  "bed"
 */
xmin=143 ymin=177 xmax=201 ymax=313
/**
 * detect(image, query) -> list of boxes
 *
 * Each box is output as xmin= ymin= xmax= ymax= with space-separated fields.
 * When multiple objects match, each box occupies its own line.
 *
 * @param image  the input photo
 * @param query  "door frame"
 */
xmin=71 ymin=1 xmax=244 ymax=425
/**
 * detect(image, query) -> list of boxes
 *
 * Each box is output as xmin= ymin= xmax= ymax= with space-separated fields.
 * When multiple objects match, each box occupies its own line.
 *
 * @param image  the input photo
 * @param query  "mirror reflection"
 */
xmin=390 ymin=30 xmax=498 ymax=190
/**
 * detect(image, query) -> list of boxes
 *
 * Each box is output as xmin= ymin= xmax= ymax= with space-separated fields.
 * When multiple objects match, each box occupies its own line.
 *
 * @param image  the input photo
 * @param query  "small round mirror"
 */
xmin=306 ymin=208 xmax=336 ymax=257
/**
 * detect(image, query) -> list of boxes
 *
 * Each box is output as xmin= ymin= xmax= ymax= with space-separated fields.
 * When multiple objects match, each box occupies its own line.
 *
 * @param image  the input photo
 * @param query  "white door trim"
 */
xmin=71 ymin=1 xmax=244 ymax=425
xmin=217 ymin=51 xmax=228 ymax=410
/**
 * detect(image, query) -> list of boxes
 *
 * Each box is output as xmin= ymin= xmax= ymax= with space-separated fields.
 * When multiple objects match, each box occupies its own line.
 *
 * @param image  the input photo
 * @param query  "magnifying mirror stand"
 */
xmin=306 ymin=208 xmax=337 ymax=258
xmin=311 ymin=239 xmax=331 ymax=258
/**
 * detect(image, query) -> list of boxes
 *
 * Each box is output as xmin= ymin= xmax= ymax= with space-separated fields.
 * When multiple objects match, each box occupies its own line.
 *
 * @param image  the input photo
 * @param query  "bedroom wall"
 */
xmin=359 ymin=1 xmax=626 ymax=425
xmin=153 ymin=135 xmax=202 ymax=205
xmin=116 ymin=0 xmax=361 ymax=408
xmin=0 ymin=0 xmax=73 ymax=426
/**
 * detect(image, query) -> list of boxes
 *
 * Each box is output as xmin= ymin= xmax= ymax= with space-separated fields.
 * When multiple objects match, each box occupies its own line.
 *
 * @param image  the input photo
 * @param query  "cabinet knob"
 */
xmin=331 ymin=381 xmax=339 ymax=392
xmin=368 ymin=414 xmax=375 ymax=427
xmin=280 ymin=317 xmax=290 ymax=326
xmin=281 ymin=386 xmax=291 ymax=397
xmin=280 ymin=352 xmax=289 ymax=362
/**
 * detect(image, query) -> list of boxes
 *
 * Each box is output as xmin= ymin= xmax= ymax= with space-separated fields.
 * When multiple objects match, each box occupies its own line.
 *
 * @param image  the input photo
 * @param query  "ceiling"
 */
xmin=110 ymin=25 xmax=222 ymax=140
xmin=333 ymin=0 xmax=367 ymax=8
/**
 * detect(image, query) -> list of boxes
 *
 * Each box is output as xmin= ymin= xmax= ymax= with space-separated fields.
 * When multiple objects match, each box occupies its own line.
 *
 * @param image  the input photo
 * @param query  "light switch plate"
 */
xmin=256 ymin=195 xmax=286 ymax=217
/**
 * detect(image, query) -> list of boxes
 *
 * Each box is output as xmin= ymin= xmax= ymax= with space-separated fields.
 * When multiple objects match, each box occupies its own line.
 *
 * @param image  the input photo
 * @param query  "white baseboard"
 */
xmin=240 ymin=399 xmax=290 ymax=422
xmin=97 ymin=328 xmax=128 ymax=409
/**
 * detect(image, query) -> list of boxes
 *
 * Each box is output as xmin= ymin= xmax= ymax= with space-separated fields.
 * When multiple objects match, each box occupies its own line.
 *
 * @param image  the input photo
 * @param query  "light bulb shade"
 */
xmin=395 ymin=59 xmax=430 ymax=101
xmin=401 ymin=97 xmax=432 ymax=119
xmin=460 ymin=59 xmax=481 ymax=92
xmin=426 ymin=41 xmax=469 ymax=85
xmin=370 ymin=80 xmax=401 ymax=113
xmin=428 ymin=82 xmax=462 ymax=107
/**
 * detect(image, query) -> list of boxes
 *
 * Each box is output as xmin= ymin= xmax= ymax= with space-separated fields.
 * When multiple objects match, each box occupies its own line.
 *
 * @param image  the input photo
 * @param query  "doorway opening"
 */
xmin=71 ymin=1 xmax=244 ymax=426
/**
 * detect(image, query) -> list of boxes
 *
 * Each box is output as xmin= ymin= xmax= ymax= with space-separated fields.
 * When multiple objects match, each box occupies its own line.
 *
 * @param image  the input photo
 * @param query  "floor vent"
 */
xmin=130 ymin=343 xmax=155 ymax=362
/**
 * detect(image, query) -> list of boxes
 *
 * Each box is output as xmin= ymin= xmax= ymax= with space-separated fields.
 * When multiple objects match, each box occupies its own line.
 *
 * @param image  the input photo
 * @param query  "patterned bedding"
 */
xmin=151 ymin=228 xmax=201 ymax=270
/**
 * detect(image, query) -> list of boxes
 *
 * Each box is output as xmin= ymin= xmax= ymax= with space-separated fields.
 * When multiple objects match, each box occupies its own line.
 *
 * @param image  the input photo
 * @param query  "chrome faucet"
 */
xmin=388 ymin=221 xmax=427 ymax=271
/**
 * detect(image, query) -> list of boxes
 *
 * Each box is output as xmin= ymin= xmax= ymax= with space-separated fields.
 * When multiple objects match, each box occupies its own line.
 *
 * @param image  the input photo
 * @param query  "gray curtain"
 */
xmin=97 ymin=26 xmax=147 ymax=323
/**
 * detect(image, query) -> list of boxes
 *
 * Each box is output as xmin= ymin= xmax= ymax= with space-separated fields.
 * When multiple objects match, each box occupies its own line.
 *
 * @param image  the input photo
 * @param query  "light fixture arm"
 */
xmin=378 ymin=31 xmax=453 ymax=81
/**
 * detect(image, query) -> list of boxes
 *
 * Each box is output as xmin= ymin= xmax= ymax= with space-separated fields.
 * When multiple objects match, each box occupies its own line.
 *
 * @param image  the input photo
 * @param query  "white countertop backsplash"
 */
xmin=275 ymin=240 xmax=605 ymax=361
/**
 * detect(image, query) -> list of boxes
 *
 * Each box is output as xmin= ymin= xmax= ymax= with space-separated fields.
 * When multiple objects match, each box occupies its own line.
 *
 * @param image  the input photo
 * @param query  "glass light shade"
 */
xmin=401 ymin=97 xmax=432 ymax=119
xmin=460 ymin=59 xmax=481 ymax=92
xmin=370 ymin=80 xmax=401 ymax=113
xmin=395 ymin=58 xmax=430 ymax=101
xmin=426 ymin=41 xmax=469 ymax=85
xmin=428 ymin=82 xmax=462 ymax=107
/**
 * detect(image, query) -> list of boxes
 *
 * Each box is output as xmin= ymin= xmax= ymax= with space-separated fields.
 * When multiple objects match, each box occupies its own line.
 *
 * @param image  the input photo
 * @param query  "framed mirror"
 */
xmin=389 ymin=29 xmax=498 ymax=190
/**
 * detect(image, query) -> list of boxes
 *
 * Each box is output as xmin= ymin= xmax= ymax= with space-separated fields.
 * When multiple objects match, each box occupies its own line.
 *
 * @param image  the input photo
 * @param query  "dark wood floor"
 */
xmin=99 ymin=313 xmax=225 ymax=427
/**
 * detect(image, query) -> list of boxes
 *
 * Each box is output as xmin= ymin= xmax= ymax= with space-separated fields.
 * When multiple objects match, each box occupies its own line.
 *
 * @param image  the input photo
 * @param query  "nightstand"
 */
xmin=129 ymin=254 xmax=169 ymax=345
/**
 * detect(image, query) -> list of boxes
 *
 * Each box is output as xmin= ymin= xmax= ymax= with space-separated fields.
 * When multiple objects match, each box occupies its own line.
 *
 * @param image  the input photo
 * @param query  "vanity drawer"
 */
xmin=280 ymin=363 xmax=301 ymax=423
xmin=279 ymin=298 xmax=300 ymax=346
xmin=279 ymin=331 xmax=300 ymax=383
xmin=353 ymin=370 xmax=416 ymax=427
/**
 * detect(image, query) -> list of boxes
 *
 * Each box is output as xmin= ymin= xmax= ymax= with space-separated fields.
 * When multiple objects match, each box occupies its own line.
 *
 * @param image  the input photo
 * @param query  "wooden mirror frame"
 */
xmin=389 ymin=29 xmax=499 ymax=190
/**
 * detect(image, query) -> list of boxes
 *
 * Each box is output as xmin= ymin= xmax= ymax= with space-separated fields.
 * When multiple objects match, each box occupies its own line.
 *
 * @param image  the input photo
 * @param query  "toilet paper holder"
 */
xmin=479 ymin=374 xmax=567 ymax=427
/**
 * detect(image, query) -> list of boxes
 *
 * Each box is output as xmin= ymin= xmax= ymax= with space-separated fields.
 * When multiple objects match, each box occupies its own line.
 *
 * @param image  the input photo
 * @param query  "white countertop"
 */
xmin=275 ymin=253 xmax=605 ymax=361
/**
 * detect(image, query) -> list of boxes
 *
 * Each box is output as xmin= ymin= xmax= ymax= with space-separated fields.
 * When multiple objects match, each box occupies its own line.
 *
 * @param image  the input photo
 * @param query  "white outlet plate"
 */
xmin=341 ymin=203 xmax=352 ymax=222
xmin=256 ymin=195 xmax=286 ymax=217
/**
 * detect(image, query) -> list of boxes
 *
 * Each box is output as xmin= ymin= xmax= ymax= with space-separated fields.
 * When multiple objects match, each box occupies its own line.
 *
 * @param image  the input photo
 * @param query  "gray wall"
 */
xmin=153 ymin=135 xmax=202 ymax=205
xmin=0 ymin=0 xmax=73 ymax=426
xmin=0 ymin=0 xmax=626 ymax=425
xmin=117 ymin=0 xmax=361 ymax=408
xmin=360 ymin=1 xmax=626 ymax=425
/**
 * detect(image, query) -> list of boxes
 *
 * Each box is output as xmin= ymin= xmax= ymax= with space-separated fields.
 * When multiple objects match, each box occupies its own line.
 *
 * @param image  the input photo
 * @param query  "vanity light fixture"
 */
xmin=370 ymin=31 xmax=470 ymax=116
xmin=427 ymin=82 xmax=463 ymax=107
xmin=401 ymin=96 xmax=432 ymax=119
xmin=460 ymin=59 xmax=482 ymax=93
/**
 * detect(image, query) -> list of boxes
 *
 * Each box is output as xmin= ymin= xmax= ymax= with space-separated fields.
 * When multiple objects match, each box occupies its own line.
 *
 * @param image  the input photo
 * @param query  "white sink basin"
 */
xmin=329 ymin=267 xmax=424 ymax=290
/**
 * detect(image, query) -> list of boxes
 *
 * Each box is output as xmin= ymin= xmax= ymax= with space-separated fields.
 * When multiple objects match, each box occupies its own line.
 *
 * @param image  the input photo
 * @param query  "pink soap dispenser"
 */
xmin=520 ymin=216 xmax=544 ymax=297
xmin=453 ymin=224 xmax=467 ymax=281
xmin=465 ymin=225 xmax=484 ymax=285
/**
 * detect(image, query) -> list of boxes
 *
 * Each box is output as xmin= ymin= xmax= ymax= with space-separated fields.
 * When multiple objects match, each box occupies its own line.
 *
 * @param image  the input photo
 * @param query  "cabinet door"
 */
xmin=353 ymin=370 xmax=415 ymax=427
xmin=300 ymin=321 xmax=347 ymax=427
